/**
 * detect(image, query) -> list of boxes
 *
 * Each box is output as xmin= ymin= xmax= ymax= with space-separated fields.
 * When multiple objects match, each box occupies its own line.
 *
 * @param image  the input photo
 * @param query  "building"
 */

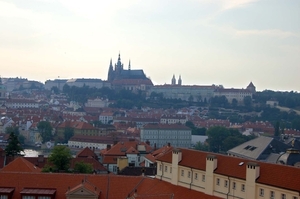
xmin=99 ymin=140 xmax=152 ymax=173
xmin=44 ymin=79 xmax=68 ymax=91
xmin=66 ymin=78 xmax=111 ymax=89
xmin=107 ymin=53 xmax=153 ymax=92
xmin=227 ymin=136 xmax=290 ymax=162
xmin=150 ymin=83 xmax=216 ymax=102
xmin=0 ymin=167 xmax=220 ymax=199
xmin=213 ymin=82 xmax=256 ymax=103
xmin=140 ymin=124 xmax=192 ymax=148
xmin=160 ymin=114 xmax=187 ymax=125
xmin=84 ymin=98 xmax=110 ymax=108
xmin=99 ymin=112 xmax=114 ymax=124
xmin=5 ymin=99 xmax=47 ymax=109
xmin=156 ymin=148 xmax=300 ymax=199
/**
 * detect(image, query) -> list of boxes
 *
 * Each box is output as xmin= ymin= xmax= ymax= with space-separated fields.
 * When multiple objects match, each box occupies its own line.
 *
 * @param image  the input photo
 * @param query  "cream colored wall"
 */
xmin=157 ymin=158 xmax=300 ymax=199
xmin=256 ymin=183 xmax=299 ymax=199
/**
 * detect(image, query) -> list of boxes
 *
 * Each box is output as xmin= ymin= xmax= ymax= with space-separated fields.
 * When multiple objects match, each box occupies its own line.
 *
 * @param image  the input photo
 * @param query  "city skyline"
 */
xmin=0 ymin=0 xmax=299 ymax=92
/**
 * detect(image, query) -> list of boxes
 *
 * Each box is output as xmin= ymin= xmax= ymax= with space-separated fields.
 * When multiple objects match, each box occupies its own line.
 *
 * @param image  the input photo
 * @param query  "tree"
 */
xmin=18 ymin=134 xmax=26 ymax=145
xmin=194 ymin=141 xmax=209 ymax=151
xmin=74 ymin=161 xmax=93 ymax=174
xmin=64 ymin=127 xmax=74 ymax=143
xmin=274 ymin=121 xmax=280 ymax=136
xmin=5 ymin=126 xmax=20 ymax=136
xmin=37 ymin=121 xmax=53 ymax=143
xmin=243 ymin=96 xmax=252 ymax=107
xmin=206 ymin=126 xmax=231 ymax=153
xmin=47 ymin=145 xmax=72 ymax=171
xmin=232 ymin=98 xmax=238 ymax=107
xmin=5 ymin=132 xmax=24 ymax=157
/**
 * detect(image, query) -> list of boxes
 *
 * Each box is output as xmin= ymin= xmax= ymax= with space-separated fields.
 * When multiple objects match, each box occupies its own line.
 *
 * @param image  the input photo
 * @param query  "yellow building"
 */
xmin=156 ymin=148 xmax=300 ymax=199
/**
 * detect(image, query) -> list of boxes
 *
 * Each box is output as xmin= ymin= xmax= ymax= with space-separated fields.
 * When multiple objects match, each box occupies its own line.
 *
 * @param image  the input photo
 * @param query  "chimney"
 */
xmin=38 ymin=155 xmax=44 ymax=163
xmin=167 ymin=143 xmax=171 ymax=147
xmin=146 ymin=140 xmax=150 ymax=146
xmin=154 ymin=143 xmax=157 ymax=150
xmin=246 ymin=162 xmax=260 ymax=198
xmin=106 ymin=144 xmax=111 ymax=151
xmin=205 ymin=155 xmax=218 ymax=195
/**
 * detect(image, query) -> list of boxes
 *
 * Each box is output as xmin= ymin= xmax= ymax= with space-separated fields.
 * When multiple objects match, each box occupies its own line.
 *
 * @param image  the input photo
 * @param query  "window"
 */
xmin=194 ymin=173 xmax=198 ymax=180
xmin=224 ymin=180 xmax=228 ymax=187
xmin=293 ymin=197 xmax=298 ymax=199
xmin=0 ymin=195 xmax=8 ymax=199
xmin=216 ymin=178 xmax=220 ymax=185
xmin=181 ymin=170 xmax=184 ymax=177
xmin=165 ymin=166 xmax=167 ymax=172
xmin=170 ymin=167 xmax=172 ymax=173
xmin=241 ymin=184 xmax=245 ymax=192
xmin=202 ymin=175 xmax=205 ymax=182
xmin=259 ymin=188 xmax=264 ymax=197
xmin=113 ymin=166 xmax=117 ymax=173
xmin=270 ymin=191 xmax=275 ymax=199
xmin=233 ymin=182 xmax=236 ymax=190
xmin=38 ymin=197 xmax=51 ymax=199
xmin=281 ymin=194 xmax=286 ymax=199
xmin=159 ymin=164 xmax=162 ymax=171
xmin=22 ymin=197 xmax=35 ymax=199
xmin=188 ymin=171 xmax=191 ymax=178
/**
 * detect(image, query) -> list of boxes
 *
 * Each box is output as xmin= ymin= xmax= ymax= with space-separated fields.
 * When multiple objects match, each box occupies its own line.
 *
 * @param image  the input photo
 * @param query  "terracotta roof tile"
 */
xmin=1 ymin=157 xmax=41 ymax=173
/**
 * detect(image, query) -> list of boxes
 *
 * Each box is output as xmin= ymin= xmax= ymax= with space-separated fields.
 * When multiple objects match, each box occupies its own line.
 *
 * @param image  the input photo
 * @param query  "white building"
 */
xmin=141 ymin=123 xmax=192 ymax=148
xmin=160 ymin=114 xmax=187 ymax=124
xmin=85 ymin=98 xmax=110 ymax=108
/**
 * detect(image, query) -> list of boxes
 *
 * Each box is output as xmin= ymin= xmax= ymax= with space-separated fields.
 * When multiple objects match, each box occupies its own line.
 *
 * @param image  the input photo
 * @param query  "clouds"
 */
xmin=0 ymin=0 xmax=299 ymax=91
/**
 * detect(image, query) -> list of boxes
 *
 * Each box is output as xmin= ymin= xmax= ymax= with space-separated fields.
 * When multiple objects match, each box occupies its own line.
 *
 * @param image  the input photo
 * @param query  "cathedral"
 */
xmin=107 ymin=53 xmax=149 ymax=82
xmin=107 ymin=53 xmax=153 ymax=92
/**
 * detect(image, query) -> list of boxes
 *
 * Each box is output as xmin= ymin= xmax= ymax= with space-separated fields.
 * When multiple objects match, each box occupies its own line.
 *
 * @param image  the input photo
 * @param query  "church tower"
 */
xmin=171 ymin=75 xmax=176 ymax=85
xmin=178 ymin=75 xmax=182 ymax=86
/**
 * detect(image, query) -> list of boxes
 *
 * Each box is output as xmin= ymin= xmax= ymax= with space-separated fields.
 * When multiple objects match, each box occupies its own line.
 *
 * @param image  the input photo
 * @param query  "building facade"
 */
xmin=141 ymin=124 xmax=192 ymax=148
xmin=156 ymin=148 xmax=300 ymax=199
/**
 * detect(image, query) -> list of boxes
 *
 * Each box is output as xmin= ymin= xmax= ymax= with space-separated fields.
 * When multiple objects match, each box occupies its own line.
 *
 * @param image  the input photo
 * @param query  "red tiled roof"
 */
xmin=102 ymin=140 xmax=152 ymax=156
xmin=0 ymin=173 xmax=221 ymax=199
xmin=76 ymin=147 xmax=97 ymax=158
xmin=1 ymin=157 xmax=41 ymax=173
xmin=71 ymin=158 xmax=107 ymax=171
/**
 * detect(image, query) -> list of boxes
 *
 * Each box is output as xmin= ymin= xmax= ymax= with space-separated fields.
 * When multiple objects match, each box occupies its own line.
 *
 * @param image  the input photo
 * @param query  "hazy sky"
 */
xmin=1 ymin=0 xmax=299 ymax=91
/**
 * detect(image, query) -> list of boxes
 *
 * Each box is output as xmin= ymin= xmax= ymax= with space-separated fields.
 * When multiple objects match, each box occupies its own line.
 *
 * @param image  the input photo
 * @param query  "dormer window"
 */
xmin=20 ymin=189 xmax=56 ymax=199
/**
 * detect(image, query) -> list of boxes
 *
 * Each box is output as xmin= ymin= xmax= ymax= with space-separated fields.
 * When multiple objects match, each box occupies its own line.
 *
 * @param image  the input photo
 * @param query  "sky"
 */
xmin=0 ymin=0 xmax=299 ymax=92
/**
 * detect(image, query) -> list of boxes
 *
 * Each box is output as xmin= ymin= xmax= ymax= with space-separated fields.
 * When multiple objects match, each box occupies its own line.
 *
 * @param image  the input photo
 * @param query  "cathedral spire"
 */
xmin=118 ymin=52 xmax=121 ymax=62
xmin=109 ymin=58 xmax=113 ymax=68
xmin=128 ymin=60 xmax=131 ymax=70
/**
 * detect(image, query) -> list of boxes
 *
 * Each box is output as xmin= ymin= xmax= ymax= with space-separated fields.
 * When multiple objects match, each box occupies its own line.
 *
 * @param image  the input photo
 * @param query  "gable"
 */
xmin=66 ymin=186 xmax=99 ymax=199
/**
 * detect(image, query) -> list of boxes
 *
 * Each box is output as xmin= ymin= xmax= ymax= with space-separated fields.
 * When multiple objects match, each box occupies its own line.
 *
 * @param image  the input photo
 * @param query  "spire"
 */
xmin=109 ymin=58 xmax=113 ymax=68
xmin=128 ymin=60 xmax=131 ymax=70
xmin=178 ymin=75 xmax=182 ymax=85
xmin=171 ymin=75 xmax=176 ymax=85
xmin=118 ymin=52 xmax=121 ymax=62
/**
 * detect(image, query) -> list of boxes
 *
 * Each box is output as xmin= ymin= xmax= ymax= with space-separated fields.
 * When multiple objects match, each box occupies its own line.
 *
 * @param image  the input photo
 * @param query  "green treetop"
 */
xmin=5 ymin=132 xmax=24 ymax=157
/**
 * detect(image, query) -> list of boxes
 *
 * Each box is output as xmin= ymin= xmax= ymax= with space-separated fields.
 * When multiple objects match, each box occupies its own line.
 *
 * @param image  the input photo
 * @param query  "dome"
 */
xmin=277 ymin=148 xmax=300 ymax=166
